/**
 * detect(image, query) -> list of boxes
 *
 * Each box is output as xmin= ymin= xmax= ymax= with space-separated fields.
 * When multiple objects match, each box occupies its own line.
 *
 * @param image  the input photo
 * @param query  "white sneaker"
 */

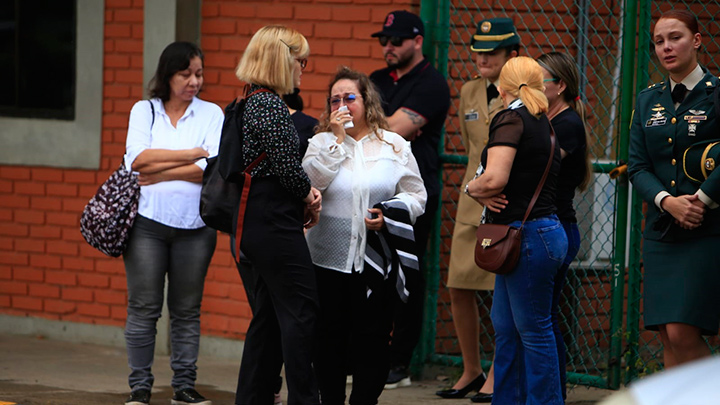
xmin=384 ymin=366 xmax=412 ymax=389
xmin=384 ymin=375 xmax=411 ymax=390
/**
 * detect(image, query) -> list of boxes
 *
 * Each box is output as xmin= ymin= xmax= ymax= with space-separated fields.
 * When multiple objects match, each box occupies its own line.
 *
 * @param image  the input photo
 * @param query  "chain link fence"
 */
xmin=419 ymin=0 xmax=720 ymax=391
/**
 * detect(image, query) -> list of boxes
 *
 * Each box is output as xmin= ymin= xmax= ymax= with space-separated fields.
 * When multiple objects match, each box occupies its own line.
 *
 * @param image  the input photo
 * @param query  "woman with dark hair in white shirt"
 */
xmin=122 ymin=41 xmax=223 ymax=405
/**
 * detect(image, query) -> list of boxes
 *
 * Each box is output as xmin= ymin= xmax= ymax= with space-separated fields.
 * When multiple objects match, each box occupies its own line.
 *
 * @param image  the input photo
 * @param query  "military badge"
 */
xmin=645 ymin=111 xmax=667 ymax=127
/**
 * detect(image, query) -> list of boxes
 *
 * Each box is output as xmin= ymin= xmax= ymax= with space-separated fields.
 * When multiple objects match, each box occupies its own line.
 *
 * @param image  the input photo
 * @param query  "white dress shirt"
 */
xmin=125 ymin=97 xmax=224 ymax=229
xmin=303 ymin=129 xmax=427 ymax=273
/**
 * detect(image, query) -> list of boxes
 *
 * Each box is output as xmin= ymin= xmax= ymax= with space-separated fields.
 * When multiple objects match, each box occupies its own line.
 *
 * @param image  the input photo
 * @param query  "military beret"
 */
xmin=683 ymin=140 xmax=720 ymax=183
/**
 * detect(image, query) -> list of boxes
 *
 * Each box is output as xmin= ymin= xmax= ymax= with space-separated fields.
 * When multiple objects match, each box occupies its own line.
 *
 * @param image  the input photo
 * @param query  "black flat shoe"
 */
xmin=435 ymin=373 xmax=486 ymax=399
xmin=470 ymin=392 xmax=493 ymax=403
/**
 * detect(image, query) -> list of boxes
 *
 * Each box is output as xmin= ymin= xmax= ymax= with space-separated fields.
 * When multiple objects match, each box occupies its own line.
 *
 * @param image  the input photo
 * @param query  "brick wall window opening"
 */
xmin=0 ymin=0 xmax=76 ymax=120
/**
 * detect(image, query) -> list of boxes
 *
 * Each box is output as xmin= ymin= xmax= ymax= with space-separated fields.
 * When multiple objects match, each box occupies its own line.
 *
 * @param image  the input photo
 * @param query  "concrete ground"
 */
xmin=0 ymin=333 xmax=614 ymax=404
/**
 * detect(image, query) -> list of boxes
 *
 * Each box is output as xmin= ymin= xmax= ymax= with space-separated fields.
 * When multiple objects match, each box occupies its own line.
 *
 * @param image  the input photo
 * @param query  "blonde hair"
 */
xmin=498 ymin=56 xmax=548 ymax=116
xmin=235 ymin=25 xmax=309 ymax=95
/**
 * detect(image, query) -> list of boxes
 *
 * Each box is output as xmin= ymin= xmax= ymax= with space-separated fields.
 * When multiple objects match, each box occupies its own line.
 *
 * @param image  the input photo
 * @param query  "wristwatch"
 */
xmin=464 ymin=183 xmax=470 ymax=196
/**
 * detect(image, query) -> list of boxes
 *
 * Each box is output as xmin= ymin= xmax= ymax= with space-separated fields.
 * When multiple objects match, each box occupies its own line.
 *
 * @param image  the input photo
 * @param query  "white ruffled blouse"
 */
xmin=302 ymin=129 xmax=427 ymax=273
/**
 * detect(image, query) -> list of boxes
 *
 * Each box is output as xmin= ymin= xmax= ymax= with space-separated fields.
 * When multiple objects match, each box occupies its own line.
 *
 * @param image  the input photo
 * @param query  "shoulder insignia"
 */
xmin=472 ymin=74 xmax=481 ymax=80
xmin=707 ymin=81 xmax=713 ymax=87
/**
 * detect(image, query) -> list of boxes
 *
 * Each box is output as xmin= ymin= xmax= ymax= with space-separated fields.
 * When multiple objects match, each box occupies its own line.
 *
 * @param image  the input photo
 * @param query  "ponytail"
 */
xmin=572 ymin=97 xmax=594 ymax=191
xmin=499 ymin=56 xmax=548 ymax=116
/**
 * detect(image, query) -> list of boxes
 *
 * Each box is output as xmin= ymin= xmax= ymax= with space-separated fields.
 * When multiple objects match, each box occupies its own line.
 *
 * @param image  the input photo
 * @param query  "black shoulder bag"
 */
xmin=200 ymin=88 xmax=270 ymax=261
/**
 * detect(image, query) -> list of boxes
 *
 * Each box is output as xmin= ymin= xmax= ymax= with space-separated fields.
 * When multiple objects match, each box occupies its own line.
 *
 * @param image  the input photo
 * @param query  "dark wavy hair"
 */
xmin=148 ymin=41 xmax=204 ymax=101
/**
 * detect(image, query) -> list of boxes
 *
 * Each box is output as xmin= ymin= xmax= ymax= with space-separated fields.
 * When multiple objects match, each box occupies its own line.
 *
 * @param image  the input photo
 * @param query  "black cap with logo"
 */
xmin=371 ymin=10 xmax=425 ymax=38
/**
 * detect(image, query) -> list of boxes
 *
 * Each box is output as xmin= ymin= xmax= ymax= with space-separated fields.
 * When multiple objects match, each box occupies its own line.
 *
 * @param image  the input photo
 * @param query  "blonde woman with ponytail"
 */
xmin=466 ymin=56 xmax=567 ymax=405
xmin=537 ymin=51 xmax=593 ymax=400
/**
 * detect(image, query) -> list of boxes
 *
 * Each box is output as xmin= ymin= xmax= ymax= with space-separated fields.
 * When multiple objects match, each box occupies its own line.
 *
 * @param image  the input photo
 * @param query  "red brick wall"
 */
xmin=0 ymin=0 xmax=144 ymax=327
xmin=0 ymin=0 xmax=419 ymax=341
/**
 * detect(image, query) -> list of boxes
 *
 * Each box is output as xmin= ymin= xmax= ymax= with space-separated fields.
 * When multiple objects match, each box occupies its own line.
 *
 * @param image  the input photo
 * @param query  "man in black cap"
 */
xmin=369 ymin=9 xmax=451 ymax=390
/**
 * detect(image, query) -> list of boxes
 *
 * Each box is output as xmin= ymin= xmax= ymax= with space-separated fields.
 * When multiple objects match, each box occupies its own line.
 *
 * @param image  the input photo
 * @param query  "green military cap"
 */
xmin=470 ymin=18 xmax=520 ymax=52
xmin=683 ymin=140 xmax=720 ymax=183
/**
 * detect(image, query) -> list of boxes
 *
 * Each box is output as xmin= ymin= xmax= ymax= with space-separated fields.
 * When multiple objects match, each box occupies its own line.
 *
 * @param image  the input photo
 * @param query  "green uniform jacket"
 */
xmin=628 ymin=69 xmax=720 ymax=242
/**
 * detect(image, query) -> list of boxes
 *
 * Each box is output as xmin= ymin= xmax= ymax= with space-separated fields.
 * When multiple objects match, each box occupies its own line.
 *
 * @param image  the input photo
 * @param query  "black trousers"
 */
xmin=234 ymin=177 xmax=320 ymax=405
xmin=388 ymin=195 xmax=439 ymax=368
xmin=233 ymin=249 xmax=284 ymax=395
xmin=314 ymin=266 xmax=395 ymax=405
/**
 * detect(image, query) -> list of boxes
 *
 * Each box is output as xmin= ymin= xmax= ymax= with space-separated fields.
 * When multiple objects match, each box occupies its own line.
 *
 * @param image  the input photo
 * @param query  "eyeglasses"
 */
xmin=543 ymin=78 xmax=558 ymax=83
xmin=296 ymin=58 xmax=308 ymax=70
xmin=329 ymin=94 xmax=358 ymax=107
xmin=378 ymin=36 xmax=407 ymax=47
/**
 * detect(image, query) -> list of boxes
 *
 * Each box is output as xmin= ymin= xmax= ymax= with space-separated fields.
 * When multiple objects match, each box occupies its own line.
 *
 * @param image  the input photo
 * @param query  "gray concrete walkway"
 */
xmin=0 ymin=333 xmax=613 ymax=404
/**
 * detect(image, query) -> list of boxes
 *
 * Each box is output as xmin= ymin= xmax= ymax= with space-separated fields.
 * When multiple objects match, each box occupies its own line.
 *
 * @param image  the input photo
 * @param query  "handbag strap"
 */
xmin=518 ymin=123 xmax=556 ymax=229
xmin=148 ymin=100 xmax=155 ymax=128
xmin=232 ymin=87 xmax=272 ymax=263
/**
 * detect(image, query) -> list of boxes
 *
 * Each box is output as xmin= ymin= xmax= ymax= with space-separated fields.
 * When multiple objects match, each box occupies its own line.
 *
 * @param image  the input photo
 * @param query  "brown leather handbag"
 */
xmin=474 ymin=127 xmax=556 ymax=274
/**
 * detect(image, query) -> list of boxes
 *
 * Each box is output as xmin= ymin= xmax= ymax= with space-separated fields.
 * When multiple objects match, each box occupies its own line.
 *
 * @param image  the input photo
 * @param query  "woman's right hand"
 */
xmin=329 ymin=108 xmax=352 ymax=143
xmin=477 ymin=194 xmax=508 ymax=213
xmin=304 ymin=187 xmax=322 ymax=211
xmin=661 ymin=194 xmax=705 ymax=230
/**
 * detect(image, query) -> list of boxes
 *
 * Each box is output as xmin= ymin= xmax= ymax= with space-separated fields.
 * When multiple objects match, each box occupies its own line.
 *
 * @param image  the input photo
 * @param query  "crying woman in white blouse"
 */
xmin=302 ymin=66 xmax=426 ymax=405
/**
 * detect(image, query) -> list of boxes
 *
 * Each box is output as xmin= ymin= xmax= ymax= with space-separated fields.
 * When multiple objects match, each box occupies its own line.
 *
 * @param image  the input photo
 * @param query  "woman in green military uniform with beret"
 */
xmin=628 ymin=9 xmax=720 ymax=368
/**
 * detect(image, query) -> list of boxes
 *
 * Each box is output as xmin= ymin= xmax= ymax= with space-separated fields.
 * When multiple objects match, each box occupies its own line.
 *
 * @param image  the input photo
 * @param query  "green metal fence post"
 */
xmin=414 ymin=0 xmax=448 ymax=375
xmin=606 ymin=0 xmax=640 ymax=390
xmin=624 ymin=0 xmax=653 ymax=384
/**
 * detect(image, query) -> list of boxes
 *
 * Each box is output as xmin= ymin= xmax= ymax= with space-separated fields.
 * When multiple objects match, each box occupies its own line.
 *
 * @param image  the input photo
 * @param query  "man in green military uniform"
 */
xmin=439 ymin=18 xmax=519 ymax=403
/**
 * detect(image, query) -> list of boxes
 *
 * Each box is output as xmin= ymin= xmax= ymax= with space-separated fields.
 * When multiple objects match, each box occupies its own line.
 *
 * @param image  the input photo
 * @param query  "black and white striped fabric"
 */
xmin=362 ymin=198 xmax=419 ymax=302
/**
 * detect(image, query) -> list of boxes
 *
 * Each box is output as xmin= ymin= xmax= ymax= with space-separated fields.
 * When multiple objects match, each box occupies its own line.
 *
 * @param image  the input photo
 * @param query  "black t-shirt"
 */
xmin=370 ymin=58 xmax=451 ymax=198
xmin=292 ymin=110 xmax=318 ymax=158
xmin=480 ymin=102 xmax=561 ymax=225
xmin=552 ymin=108 xmax=587 ymax=223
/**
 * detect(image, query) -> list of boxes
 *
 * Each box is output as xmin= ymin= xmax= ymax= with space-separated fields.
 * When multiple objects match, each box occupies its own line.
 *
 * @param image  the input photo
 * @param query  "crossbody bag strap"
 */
xmin=518 ymin=123 xmax=556 ymax=229
xmin=233 ymin=88 xmax=272 ymax=263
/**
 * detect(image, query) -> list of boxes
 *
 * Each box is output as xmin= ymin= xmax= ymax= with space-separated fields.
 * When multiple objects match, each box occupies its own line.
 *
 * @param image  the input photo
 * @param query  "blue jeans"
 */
xmin=553 ymin=221 xmax=580 ymax=399
xmin=491 ymin=215 xmax=568 ymax=405
xmin=123 ymin=215 xmax=217 ymax=392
